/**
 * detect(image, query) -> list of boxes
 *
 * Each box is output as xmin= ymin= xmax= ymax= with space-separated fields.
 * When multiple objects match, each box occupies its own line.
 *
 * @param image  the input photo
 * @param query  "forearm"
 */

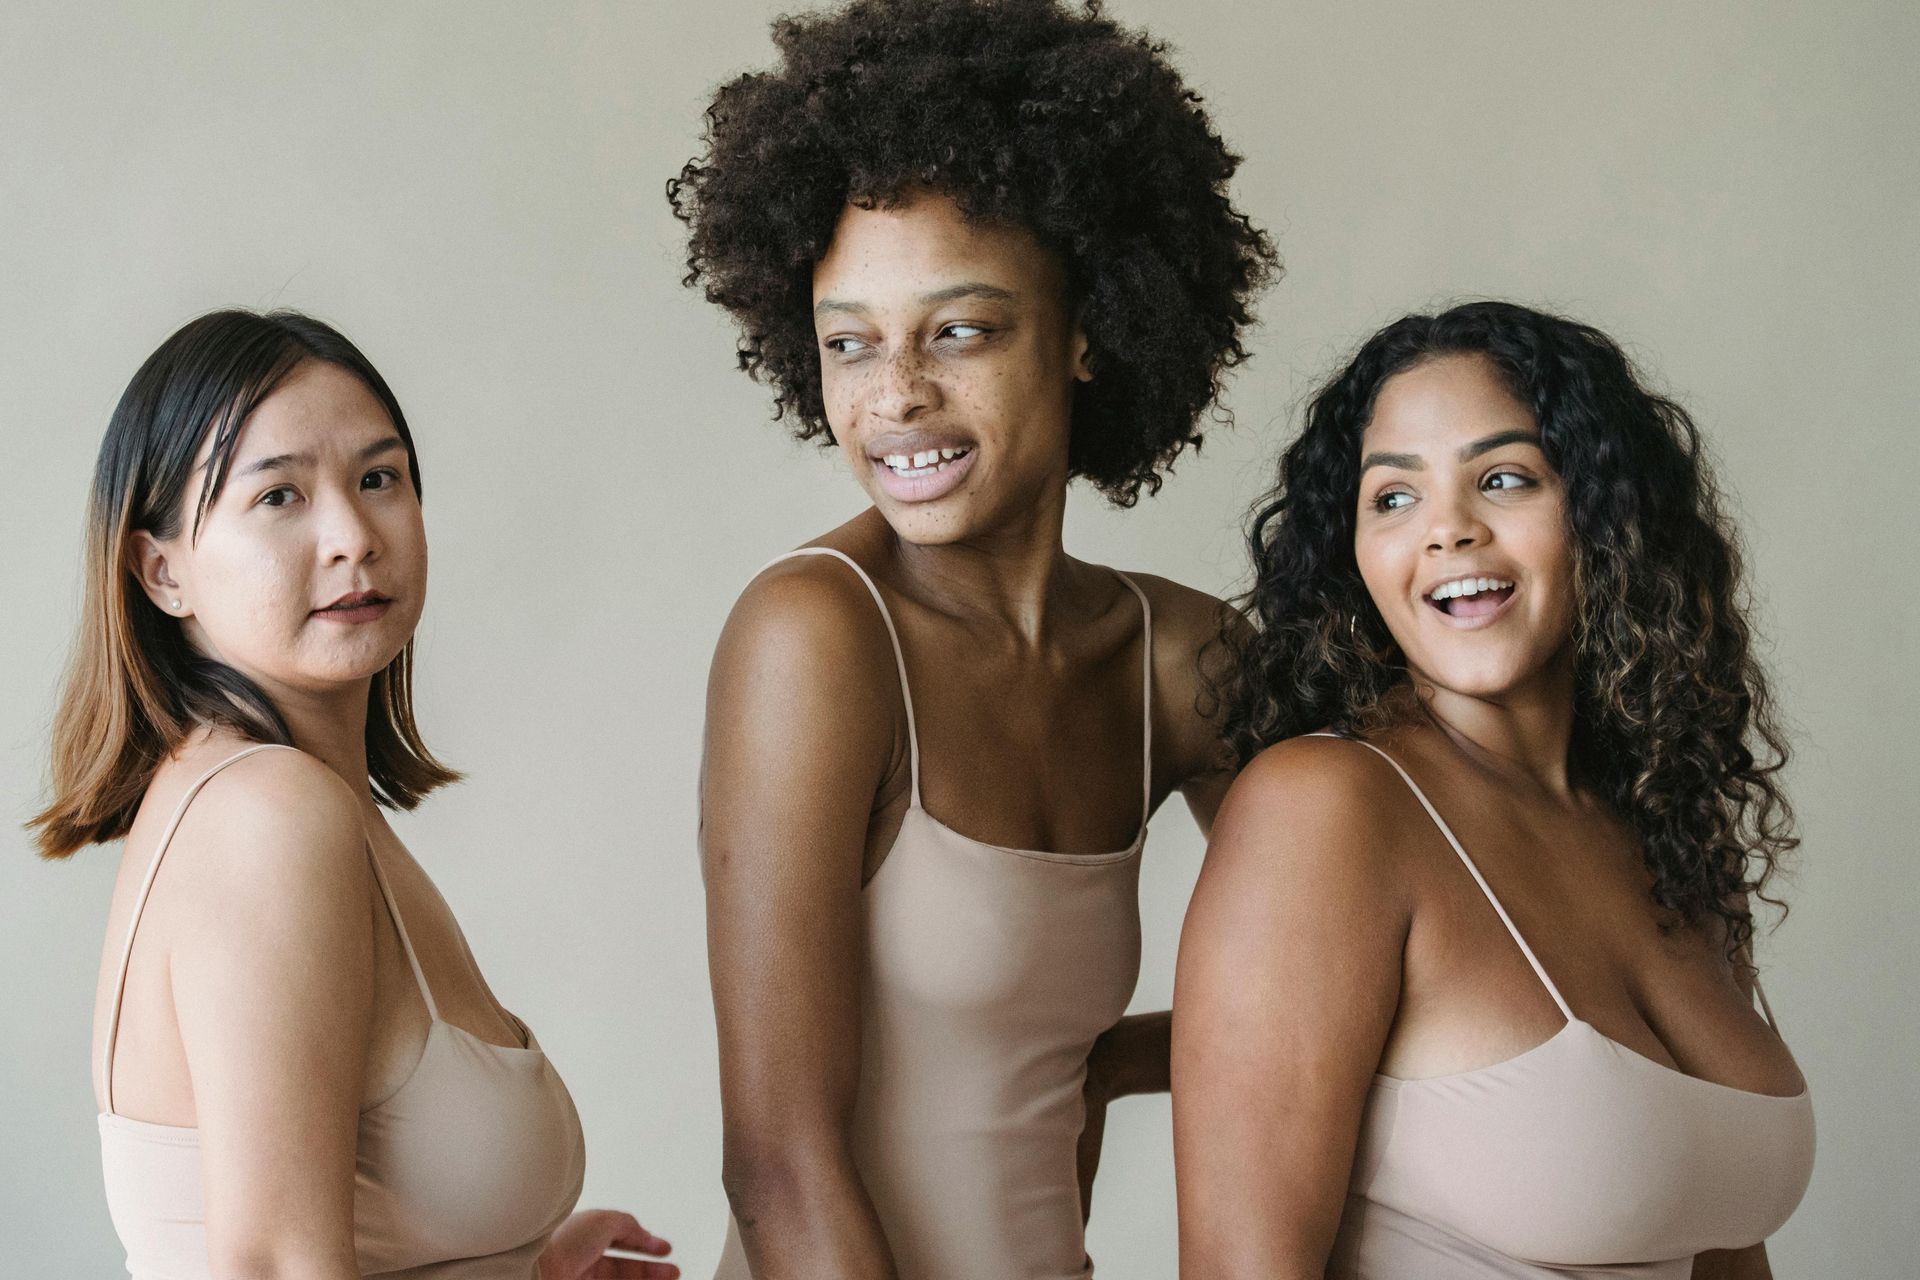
xmin=1090 ymin=1010 xmax=1171 ymax=1100
xmin=1691 ymin=1244 xmax=1772 ymax=1279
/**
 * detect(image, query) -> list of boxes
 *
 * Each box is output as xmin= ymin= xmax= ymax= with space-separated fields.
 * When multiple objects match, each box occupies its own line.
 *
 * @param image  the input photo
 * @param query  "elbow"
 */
xmin=205 ymin=1244 xmax=356 ymax=1280
xmin=205 ymin=1223 xmax=358 ymax=1280
xmin=720 ymin=1125 xmax=856 ymax=1229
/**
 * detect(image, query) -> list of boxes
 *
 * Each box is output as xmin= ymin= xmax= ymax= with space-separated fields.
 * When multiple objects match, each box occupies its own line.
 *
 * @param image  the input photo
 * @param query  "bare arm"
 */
xmin=163 ymin=751 xmax=374 ymax=1280
xmin=702 ymin=564 xmax=903 ymax=1280
xmin=1172 ymin=741 xmax=1411 ymax=1279
xmin=1692 ymin=1246 xmax=1773 ymax=1279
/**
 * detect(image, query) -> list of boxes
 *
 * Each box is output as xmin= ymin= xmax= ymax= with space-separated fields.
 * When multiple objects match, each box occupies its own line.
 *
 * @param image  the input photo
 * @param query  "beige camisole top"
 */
xmin=97 ymin=744 xmax=586 ymax=1280
xmin=1321 ymin=737 xmax=1815 ymax=1278
xmin=715 ymin=548 xmax=1151 ymax=1280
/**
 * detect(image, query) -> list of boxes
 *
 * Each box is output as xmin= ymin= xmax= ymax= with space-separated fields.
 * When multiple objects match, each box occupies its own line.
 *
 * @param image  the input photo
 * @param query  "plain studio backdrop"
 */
xmin=3 ymin=2 xmax=1914 ymax=1274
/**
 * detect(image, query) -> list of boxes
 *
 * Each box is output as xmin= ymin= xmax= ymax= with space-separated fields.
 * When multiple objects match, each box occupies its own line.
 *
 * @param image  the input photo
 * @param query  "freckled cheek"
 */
xmin=821 ymin=368 xmax=867 ymax=433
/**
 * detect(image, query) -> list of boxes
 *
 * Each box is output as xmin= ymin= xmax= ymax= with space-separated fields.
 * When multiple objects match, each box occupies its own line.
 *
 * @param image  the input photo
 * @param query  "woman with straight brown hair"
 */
xmin=33 ymin=309 xmax=676 ymax=1280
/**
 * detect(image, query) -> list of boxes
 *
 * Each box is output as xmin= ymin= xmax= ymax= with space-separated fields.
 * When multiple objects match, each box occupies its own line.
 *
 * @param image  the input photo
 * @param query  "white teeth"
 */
xmin=1430 ymin=576 xmax=1514 ymax=601
xmin=880 ymin=446 xmax=970 ymax=476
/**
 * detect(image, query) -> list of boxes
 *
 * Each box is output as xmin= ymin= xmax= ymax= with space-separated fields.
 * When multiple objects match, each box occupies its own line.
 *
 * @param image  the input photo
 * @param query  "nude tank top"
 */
xmin=714 ymin=547 xmax=1151 ymax=1280
xmin=97 ymin=744 xmax=586 ymax=1280
xmin=1315 ymin=737 xmax=1814 ymax=1279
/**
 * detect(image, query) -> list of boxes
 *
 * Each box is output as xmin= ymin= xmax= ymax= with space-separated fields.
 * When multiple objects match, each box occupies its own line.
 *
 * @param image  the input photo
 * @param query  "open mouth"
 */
xmin=867 ymin=440 xmax=978 ymax=503
xmin=1424 ymin=576 xmax=1515 ymax=619
xmin=877 ymin=446 xmax=973 ymax=478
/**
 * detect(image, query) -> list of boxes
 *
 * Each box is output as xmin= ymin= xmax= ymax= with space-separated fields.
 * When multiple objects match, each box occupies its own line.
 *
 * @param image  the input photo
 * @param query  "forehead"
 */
xmin=229 ymin=360 xmax=394 ymax=457
xmin=1363 ymin=354 xmax=1536 ymax=450
xmin=811 ymin=191 xmax=1064 ymax=306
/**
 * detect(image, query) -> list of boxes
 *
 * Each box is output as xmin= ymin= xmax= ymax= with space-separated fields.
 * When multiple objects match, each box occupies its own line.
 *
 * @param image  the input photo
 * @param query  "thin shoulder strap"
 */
xmin=763 ymin=547 xmax=922 ymax=806
xmin=1306 ymin=733 xmax=1577 ymax=1024
xmin=364 ymin=844 xmax=439 ymax=1023
xmin=1112 ymin=572 xmax=1154 ymax=828
xmin=100 ymin=743 xmax=297 ymax=1114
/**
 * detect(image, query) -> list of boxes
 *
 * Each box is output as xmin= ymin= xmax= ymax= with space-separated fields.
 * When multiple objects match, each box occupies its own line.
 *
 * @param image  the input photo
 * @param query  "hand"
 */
xmin=538 ymin=1209 xmax=678 ymax=1280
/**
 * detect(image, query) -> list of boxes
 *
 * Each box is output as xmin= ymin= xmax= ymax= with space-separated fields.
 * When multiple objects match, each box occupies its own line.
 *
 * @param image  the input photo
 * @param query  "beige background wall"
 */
xmin=3 ymin=2 xmax=1914 ymax=1274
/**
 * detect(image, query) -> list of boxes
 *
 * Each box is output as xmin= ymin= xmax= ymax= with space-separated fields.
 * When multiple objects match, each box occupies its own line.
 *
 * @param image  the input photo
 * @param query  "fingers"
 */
xmin=588 ymin=1257 xmax=680 ymax=1280
xmin=602 ymin=1219 xmax=672 ymax=1256
xmin=577 ymin=1209 xmax=672 ymax=1256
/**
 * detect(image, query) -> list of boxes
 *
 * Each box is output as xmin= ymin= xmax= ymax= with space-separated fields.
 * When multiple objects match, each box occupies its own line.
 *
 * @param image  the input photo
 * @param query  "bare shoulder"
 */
xmin=705 ymin=544 xmax=902 ymax=795
xmin=1206 ymin=735 xmax=1417 ymax=885
xmin=715 ymin=548 xmax=899 ymax=678
xmin=1115 ymin=570 xmax=1243 ymax=655
xmin=157 ymin=744 xmax=368 ymax=905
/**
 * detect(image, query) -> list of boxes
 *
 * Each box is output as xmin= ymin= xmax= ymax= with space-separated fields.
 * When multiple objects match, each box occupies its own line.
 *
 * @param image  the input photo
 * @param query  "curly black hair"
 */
xmin=1220 ymin=300 xmax=1795 ymax=957
xmin=668 ymin=0 xmax=1277 ymax=506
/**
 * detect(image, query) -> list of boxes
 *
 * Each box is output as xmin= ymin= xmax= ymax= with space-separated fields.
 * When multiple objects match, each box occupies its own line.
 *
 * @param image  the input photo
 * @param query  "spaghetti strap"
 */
xmin=1306 ymin=733 xmax=1578 ymax=1024
xmin=365 ymin=847 xmax=440 ymax=1022
xmin=99 ymin=743 xmax=298 ymax=1114
xmin=1112 ymin=572 xmax=1154 ymax=829
xmin=762 ymin=547 xmax=922 ymax=805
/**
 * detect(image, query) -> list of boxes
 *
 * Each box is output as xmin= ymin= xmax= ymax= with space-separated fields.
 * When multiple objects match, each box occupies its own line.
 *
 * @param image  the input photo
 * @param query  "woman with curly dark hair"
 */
xmin=1172 ymin=301 xmax=1813 ymax=1278
xmin=671 ymin=1 xmax=1274 ymax=1275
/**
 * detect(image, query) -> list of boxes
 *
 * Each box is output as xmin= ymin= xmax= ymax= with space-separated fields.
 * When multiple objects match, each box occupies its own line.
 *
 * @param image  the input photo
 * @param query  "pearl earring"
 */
xmin=169 ymin=599 xmax=181 ymax=611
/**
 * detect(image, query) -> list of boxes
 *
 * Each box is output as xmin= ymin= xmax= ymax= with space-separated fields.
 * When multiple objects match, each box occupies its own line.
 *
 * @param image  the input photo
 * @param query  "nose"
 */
xmin=868 ymin=344 xmax=939 ymax=423
xmin=1423 ymin=492 xmax=1491 ymax=554
xmin=317 ymin=487 xmax=382 ymax=567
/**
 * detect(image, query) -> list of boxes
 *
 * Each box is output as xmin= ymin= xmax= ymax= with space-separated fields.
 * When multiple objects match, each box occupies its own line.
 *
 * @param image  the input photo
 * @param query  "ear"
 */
xmin=1070 ymin=326 xmax=1093 ymax=384
xmin=129 ymin=529 xmax=189 ymax=618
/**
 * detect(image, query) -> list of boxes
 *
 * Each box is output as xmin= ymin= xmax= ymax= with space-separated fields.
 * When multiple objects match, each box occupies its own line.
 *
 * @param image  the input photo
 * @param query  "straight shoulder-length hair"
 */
xmin=30 ymin=309 xmax=459 ymax=859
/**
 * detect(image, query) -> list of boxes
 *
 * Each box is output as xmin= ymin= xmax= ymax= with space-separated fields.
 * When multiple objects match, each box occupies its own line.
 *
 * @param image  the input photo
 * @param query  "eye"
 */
xmin=1372 ymin=488 xmax=1415 ymax=513
xmin=1483 ymin=469 xmax=1535 ymax=492
xmin=938 ymin=322 xmax=988 ymax=341
xmin=824 ymin=335 xmax=872 ymax=355
xmin=256 ymin=485 xmax=299 ymax=509
xmin=361 ymin=466 xmax=401 ymax=492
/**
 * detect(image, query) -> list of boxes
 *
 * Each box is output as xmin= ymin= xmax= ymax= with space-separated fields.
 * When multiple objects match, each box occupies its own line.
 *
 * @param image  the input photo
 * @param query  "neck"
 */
xmin=266 ymin=678 xmax=374 ymax=800
xmin=889 ymin=472 xmax=1077 ymax=642
xmin=1413 ymin=649 xmax=1581 ymax=798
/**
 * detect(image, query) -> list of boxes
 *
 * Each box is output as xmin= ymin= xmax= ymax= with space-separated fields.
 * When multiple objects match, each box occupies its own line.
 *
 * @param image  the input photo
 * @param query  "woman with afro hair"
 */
xmin=1173 ymin=302 xmax=1812 ymax=1277
xmin=672 ymin=0 xmax=1274 ymax=1275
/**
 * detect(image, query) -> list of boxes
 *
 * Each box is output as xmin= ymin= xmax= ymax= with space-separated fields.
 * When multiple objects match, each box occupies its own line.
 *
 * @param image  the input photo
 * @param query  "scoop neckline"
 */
xmin=1373 ymin=1018 xmax=1809 ymax=1102
xmin=909 ymin=803 xmax=1146 ymax=865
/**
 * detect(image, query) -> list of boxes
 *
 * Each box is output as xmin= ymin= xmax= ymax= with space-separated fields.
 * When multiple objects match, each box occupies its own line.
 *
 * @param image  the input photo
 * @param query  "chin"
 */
xmin=875 ymin=496 xmax=980 ymax=547
xmin=1415 ymin=658 xmax=1535 ymax=702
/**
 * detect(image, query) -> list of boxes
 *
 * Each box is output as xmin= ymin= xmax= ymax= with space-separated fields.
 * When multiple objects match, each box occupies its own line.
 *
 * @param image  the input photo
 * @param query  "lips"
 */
xmin=1421 ymin=574 xmax=1517 ymax=626
xmin=312 ymin=591 xmax=393 ymax=623
xmin=865 ymin=432 xmax=978 ymax=504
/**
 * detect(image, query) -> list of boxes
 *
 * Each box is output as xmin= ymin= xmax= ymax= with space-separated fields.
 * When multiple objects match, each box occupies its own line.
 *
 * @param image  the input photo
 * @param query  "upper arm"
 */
xmin=163 ymin=751 xmax=372 ymax=1275
xmin=701 ymin=562 xmax=900 ymax=1165
xmin=1172 ymin=740 xmax=1411 ymax=1277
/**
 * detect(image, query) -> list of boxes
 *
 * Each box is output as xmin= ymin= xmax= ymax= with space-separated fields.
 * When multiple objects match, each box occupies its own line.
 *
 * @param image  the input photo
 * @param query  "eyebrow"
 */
xmin=1360 ymin=429 xmax=1543 ymax=474
xmin=236 ymin=435 xmax=407 ymax=477
xmin=813 ymin=281 xmax=1018 ymax=318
